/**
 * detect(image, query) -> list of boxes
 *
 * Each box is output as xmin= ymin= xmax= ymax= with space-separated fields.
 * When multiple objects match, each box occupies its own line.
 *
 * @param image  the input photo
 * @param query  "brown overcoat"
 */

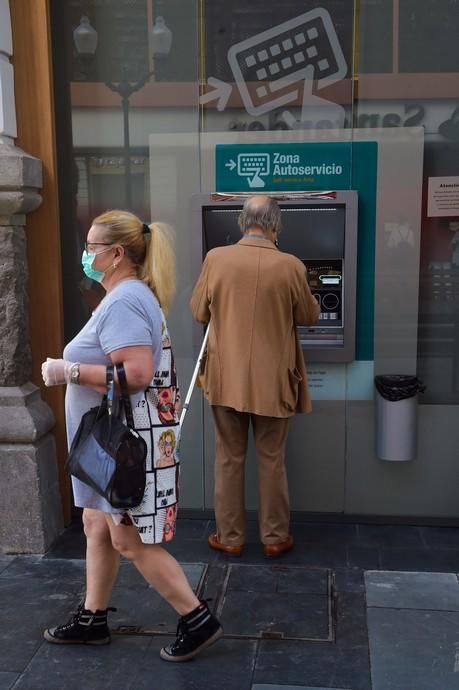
xmin=190 ymin=237 xmax=320 ymax=418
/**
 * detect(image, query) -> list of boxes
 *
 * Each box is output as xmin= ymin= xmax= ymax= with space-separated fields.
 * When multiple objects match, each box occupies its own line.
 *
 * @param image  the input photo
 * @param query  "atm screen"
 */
xmin=202 ymin=209 xmax=240 ymax=251
xmin=202 ymin=205 xmax=345 ymax=259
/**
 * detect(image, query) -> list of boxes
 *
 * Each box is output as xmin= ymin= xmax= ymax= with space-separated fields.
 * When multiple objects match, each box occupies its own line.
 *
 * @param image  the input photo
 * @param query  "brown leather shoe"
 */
xmin=263 ymin=535 xmax=294 ymax=557
xmin=208 ymin=533 xmax=243 ymax=556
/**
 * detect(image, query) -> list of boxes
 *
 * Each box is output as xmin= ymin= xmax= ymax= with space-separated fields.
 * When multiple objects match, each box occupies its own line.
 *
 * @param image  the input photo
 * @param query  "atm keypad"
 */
xmin=306 ymin=260 xmax=343 ymax=324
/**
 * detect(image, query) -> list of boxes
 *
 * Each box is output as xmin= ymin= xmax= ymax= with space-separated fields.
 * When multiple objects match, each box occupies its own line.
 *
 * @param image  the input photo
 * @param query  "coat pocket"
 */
xmin=282 ymin=367 xmax=303 ymax=412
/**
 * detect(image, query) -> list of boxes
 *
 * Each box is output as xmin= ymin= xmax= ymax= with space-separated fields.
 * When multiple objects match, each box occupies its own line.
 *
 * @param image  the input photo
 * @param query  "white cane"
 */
xmin=179 ymin=324 xmax=210 ymax=428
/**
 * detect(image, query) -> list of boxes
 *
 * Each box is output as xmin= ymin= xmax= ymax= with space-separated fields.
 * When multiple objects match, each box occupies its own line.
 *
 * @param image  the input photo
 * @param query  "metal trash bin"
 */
xmin=374 ymin=375 xmax=425 ymax=461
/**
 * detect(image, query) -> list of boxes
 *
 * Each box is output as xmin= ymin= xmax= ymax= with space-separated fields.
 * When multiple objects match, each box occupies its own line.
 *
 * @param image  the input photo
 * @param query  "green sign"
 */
xmin=216 ymin=142 xmax=352 ymax=192
xmin=216 ymin=141 xmax=378 ymax=361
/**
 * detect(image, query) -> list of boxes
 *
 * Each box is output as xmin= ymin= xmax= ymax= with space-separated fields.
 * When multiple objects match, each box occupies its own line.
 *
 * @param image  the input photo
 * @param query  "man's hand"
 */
xmin=41 ymin=358 xmax=74 ymax=386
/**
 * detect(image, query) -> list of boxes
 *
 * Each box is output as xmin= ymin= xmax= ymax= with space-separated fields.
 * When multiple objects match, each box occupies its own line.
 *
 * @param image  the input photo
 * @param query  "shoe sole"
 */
xmin=263 ymin=547 xmax=294 ymax=557
xmin=208 ymin=537 xmax=243 ymax=556
xmin=43 ymin=629 xmax=111 ymax=645
xmin=209 ymin=545 xmax=242 ymax=556
xmin=159 ymin=626 xmax=224 ymax=662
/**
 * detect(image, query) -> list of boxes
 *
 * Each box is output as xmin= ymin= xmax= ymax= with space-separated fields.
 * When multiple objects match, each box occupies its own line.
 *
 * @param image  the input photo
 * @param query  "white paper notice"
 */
xmin=427 ymin=176 xmax=459 ymax=217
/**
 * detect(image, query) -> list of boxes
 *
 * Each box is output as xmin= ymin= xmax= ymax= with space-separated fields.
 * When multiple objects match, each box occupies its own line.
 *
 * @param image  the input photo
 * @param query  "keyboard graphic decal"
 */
xmin=237 ymin=153 xmax=270 ymax=188
xmin=201 ymin=8 xmax=347 ymax=125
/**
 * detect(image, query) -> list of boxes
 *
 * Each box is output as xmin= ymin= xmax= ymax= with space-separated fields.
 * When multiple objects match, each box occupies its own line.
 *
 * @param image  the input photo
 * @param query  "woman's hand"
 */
xmin=41 ymin=346 xmax=154 ymax=392
xmin=41 ymin=358 xmax=75 ymax=386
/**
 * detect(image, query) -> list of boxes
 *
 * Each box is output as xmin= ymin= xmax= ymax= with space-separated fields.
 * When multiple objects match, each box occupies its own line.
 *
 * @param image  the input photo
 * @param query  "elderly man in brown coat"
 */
xmin=190 ymin=195 xmax=320 ymax=557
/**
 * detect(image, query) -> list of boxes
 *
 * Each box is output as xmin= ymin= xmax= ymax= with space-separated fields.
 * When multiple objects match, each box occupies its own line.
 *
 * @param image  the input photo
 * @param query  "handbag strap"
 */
xmin=106 ymin=365 xmax=115 ymax=415
xmin=115 ymin=363 xmax=135 ymax=429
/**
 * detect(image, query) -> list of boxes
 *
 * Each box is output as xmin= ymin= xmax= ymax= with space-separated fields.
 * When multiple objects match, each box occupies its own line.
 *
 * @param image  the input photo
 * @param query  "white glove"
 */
xmin=41 ymin=358 xmax=74 ymax=386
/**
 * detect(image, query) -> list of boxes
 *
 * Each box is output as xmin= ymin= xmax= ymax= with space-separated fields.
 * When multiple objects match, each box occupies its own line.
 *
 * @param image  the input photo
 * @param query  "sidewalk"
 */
xmin=2 ymin=518 xmax=459 ymax=690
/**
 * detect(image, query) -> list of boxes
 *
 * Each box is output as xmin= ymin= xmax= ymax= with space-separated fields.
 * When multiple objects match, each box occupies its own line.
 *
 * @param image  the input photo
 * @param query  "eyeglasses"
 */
xmin=84 ymin=241 xmax=113 ymax=254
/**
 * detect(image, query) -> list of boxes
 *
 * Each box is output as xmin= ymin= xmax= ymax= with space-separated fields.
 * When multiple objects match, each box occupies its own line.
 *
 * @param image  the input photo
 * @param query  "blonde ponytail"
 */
xmin=140 ymin=222 xmax=176 ymax=313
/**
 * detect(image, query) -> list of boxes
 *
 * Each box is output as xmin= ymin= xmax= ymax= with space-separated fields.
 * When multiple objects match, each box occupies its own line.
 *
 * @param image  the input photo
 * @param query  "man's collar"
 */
xmin=238 ymin=236 xmax=277 ymax=249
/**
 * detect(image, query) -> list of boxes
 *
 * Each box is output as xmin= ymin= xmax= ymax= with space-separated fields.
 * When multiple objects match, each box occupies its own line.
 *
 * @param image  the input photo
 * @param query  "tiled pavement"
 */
xmin=1 ymin=518 xmax=459 ymax=690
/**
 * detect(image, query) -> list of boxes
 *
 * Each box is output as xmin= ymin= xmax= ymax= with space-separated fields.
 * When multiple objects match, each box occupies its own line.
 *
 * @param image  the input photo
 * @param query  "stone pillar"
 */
xmin=0 ymin=0 xmax=64 ymax=553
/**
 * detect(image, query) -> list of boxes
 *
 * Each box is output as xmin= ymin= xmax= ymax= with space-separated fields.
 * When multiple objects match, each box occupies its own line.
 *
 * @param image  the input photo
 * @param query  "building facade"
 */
xmin=1 ymin=0 xmax=459 ymax=552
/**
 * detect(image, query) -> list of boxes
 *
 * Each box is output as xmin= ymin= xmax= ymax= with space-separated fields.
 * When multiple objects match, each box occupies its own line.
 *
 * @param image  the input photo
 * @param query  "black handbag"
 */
xmin=66 ymin=364 xmax=147 ymax=510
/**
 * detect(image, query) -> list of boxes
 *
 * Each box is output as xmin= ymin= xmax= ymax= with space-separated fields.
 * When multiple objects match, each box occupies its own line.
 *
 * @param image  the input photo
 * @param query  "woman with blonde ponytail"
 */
xmin=40 ymin=210 xmax=223 ymax=661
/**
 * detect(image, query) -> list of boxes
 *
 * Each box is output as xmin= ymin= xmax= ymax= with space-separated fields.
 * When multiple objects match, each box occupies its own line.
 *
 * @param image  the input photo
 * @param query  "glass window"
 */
xmin=202 ymin=0 xmax=355 ymax=133
xmin=417 ymin=141 xmax=459 ymax=403
xmin=357 ymin=0 xmax=393 ymax=73
xmin=357 ymin=0 xmax=459 ymax=403
xmin=70 ymin=2 xmax=150 ymax=83
xmin=400 ymin=0 xmax=459 ymax=72
xmin=204 ymin=0 xmax=354 ymax=83
xmin=149 ymin=0 xmax=198 ymax=82
xmin=51 ymin=0 xmax=199 ymax=339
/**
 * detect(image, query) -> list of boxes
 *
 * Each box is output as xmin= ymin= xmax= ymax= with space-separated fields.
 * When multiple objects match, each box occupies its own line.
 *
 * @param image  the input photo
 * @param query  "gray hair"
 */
xmin=238 ymin=195 xmax=281 ymax=235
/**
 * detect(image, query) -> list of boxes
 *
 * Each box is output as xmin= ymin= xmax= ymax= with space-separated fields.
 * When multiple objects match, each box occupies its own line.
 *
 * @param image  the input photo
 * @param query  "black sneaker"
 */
xmin=44 ymin=606 xmax=116 ymax=645
xmin=160 ymin=601 xmax=223 ymax=662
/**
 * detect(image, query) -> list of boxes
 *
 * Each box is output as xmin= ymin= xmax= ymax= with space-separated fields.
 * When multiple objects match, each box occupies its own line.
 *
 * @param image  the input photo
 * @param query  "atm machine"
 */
xmin=191 ymin=191 xmax=358 ymax=362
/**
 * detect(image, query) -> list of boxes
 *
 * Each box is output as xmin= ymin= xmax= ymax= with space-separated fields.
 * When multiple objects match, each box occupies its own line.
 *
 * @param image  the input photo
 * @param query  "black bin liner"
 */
xmin=374 ymin=375 xmax=426 ymax=402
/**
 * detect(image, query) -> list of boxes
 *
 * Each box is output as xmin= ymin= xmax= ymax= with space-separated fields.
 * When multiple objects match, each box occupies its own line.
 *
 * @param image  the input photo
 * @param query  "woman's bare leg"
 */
xmin=105 ymin=516 xmax=199 ymax=615
xmin=83 ymin=509 xmax=120 ymax=611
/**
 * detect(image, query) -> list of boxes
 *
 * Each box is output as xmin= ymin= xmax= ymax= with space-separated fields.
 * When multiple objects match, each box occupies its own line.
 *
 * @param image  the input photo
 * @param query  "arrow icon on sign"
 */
xmin=199 ymin=77 xmax=232 ymax=112
xmin=225 ymin=160 xmax=236 ymax=171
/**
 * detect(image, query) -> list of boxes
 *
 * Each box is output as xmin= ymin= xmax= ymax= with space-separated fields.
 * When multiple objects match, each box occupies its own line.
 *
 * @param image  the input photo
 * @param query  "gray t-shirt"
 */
xmin=63 ymin=279 xmax=162 ymax=512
